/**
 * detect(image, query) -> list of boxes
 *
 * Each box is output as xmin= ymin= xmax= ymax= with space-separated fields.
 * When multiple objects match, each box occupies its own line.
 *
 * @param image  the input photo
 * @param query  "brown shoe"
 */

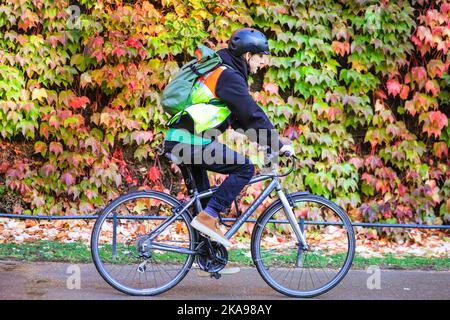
xmin=190 ymin=211 xmax=232 ymax=247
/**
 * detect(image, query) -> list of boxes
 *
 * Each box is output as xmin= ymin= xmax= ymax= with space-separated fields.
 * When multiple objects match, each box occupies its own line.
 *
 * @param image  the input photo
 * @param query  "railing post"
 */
xmin=112 ymin=211 xmax=118 ymax=260
xmin=296 ymin=217 xmax=305 ymax=267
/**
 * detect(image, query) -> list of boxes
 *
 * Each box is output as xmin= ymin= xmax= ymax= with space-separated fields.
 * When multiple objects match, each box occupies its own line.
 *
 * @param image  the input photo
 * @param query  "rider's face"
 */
xmin=244 ymin=53 xmax=269 ymax=74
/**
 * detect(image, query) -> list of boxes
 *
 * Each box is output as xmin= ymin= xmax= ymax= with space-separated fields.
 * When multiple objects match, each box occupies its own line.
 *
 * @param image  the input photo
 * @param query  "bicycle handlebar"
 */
xmin=264 ymin=151 xmax=297 ymax=178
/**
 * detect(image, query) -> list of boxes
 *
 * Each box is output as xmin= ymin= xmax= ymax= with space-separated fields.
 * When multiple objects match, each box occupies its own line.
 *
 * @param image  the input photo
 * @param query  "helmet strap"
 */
xmin=243 ymin=53 xmax=251 ymax=72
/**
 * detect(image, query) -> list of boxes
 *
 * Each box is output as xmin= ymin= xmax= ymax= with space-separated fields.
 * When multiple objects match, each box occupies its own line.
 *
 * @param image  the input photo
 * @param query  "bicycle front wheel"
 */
xmin=91 ymin=190 xmax=196 ymax=296
xmin=251 ymin=193 xmax=355 ymax=298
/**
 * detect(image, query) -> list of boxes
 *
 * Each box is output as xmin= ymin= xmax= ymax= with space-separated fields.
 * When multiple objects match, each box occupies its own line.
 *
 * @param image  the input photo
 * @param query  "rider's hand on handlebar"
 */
xmin=279 ymin=144 xmax=296 ymax=158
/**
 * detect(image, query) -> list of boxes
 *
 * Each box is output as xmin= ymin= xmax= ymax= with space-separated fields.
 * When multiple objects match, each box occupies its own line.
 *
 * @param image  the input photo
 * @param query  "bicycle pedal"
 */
xmin=211 ymin=272 xmax=221 ymax=279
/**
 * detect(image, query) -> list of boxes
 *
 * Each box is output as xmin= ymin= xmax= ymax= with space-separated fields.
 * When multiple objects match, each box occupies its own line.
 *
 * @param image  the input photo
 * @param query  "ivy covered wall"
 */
xmin=0 ymin=0 xmax=449 ymax=228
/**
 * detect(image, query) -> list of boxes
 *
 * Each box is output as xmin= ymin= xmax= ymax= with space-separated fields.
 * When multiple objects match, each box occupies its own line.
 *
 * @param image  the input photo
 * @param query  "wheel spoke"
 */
xmin=254 ymin=195 xmax=355 ymax=297
xmin=91 ymin=192 xmax=195 ymax=295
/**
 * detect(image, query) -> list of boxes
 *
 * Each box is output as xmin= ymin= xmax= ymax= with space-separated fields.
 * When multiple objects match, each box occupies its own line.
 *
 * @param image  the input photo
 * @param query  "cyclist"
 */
xmin=164 ymin=28 xmax=295 ymax=251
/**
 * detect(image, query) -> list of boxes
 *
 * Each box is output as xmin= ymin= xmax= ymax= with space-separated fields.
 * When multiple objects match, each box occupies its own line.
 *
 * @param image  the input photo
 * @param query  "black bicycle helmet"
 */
xmin=228 ymin=28 xmax=270 ymax=57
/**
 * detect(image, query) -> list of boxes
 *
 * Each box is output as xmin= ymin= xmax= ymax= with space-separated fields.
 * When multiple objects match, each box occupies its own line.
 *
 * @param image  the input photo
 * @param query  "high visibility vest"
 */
xmin=167 ymin=66 xmax=231 ymax=133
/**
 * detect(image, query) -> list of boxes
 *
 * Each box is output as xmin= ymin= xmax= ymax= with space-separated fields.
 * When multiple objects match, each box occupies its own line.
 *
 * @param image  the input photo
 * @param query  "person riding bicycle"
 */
xmin=164 ymin=28 xmax=295 ymax=249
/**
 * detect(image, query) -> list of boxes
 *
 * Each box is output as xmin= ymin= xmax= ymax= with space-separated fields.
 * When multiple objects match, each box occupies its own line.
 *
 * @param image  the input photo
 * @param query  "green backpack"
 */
xmin=161 ymin=45 xmax=223 ymax=118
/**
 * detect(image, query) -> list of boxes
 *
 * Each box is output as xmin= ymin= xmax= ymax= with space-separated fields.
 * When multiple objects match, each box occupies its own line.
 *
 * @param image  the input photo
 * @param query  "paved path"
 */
xmin=0 ymin=260 xmax=449 ymax=300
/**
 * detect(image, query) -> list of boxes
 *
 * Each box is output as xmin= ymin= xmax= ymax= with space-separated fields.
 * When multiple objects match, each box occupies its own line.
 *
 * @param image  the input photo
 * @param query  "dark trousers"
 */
xmin=164 ymin=140 xmax=254 ymax=214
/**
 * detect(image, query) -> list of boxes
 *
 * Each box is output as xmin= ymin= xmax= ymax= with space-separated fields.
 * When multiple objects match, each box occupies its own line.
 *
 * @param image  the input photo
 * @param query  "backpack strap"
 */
xmin=203 ymin=66 xmax=227 ymax=98
xmin=189 ymin=64 xmax=203 ymax=77
xmin=167 ymin=64 xmax=229 ymax=127
xmin=189 ymin=62 xmax=223 ymax=78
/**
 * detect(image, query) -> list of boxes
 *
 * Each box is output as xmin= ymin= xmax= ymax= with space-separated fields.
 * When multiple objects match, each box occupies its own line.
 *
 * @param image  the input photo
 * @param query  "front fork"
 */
xmin=276 ymin=188 xmax=309 ymax=252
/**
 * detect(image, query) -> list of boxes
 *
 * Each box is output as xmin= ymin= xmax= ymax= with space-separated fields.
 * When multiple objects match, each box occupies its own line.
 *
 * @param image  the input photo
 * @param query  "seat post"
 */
xmin=180 ymin=165 xmax=203 ymax=215
xmin=178 ymin=165 xmax=195 ymax=192
xmin=165 ymin=152 xmax=204 ymax=215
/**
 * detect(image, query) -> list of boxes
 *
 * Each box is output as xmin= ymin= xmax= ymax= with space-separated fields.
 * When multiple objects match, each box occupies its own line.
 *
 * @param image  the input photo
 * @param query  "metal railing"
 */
xmin=0 ymin=212 xmax=449 ymax=229
xmin=1 ymin=211 xmax=447 ymax=260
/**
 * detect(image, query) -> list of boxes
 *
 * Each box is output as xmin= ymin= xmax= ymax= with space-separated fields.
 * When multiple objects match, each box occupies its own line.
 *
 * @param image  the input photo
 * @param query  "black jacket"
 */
xmin=170 ymin=48 xmax=283 ymax=152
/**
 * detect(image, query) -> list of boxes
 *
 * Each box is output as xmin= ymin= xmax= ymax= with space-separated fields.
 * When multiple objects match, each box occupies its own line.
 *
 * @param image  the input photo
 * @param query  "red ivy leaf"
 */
xmin=277 ymin=236 xmax=286 ymax=243
xmin=49 ymin=115 xmax=60 ymax=129
xmin=386 ymin=79 xmax=401 ymax=97
xmin=42 ymin=163 xmax=56 ymax=177
xmin=18 ymin=9 xmax=38 ymax=31
xmin=61 ymin=172 xmax=75 ymax=186
xmin=6 ymin=168 xmax=20 ymax=179
xmin=0 ymin=161 xmax=10 ymax=174
xmin=263 ymin=82 xmax=279 ymax=96
xmin=399 ymin=85 xmax=410 ymax=100
xmin=420 ymin=111 xmax=449 ymax=138
xmin=34 ymin=141 xmax=47 ymax=156
xmin=411 ymin=34 xmax=422 ymax=47
xmin=138 ymin=48 xmax=148 ymax=59
xmin=425 ymin=80 xmax=440 ymax=96
xmin=433 ymin=142 xmax=448 ymax=159
xmin=69 ymin=96 xmax=90 ymax=110
xmin=284 ymin=126 xmax=299 ymax=140
xmin=148 ymin=166 xmax=160 ymax=182
xmin=331 ymin=41 xmax=350 ymax=56
xmin=442 ymin=2 xmax=450 ymax=14
xmin=398 ymin=183 xmax=407 ymax=197
xmin=49 ymin=142 xmax=63 ymax=156
xmin=57 ymin=109 xmax=73 ymax=120
xmin=429 ymin=111 xmax=448 ymax=128
xmin=92 ymin=50 xmax=105 ymax=63
xmin=128 ymin=80 xmax=137 ymax=91
xmin=85 ymin=189 xmax=96 ymax=200
xmin=362 ymin=173 xmax=374 ymax=184
xmin=375 ymin=179 xmax=390 ymax=194
xmin=112 ymin=47 xmax=126 ymax=58
xmin=89 ymin=37 xmax=105 ymax=62
xmin=132 ymin=131 xmax=153 ymax=145
xmin=364 ymin=155 xmax=383 ymax=171
xmin=348 ymin=157 xmax=364 ymax=170
xmin=410 ymin=66 xmax=427 ymax=88
xmin=126 ymin=37 xmax=142 ymax=49
xmin=40 ymin=122 xmax=50 ymax=139
xmin=427 ymin=59 xmax=449 ymax=79
xmin=373 ymin=89 xmax=387 ymax=101
xmin=327 ymin=107 xmax=341 ymax=121
xmin=92 ymin=37 xmax=104 ymax=47
xmin=125 ymin=174 xmax=133 ymax=184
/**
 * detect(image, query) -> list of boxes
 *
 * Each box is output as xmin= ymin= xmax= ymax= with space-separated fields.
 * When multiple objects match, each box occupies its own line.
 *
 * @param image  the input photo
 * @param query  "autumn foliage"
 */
xmin=0 ymin=0 xmax=449 ymax=230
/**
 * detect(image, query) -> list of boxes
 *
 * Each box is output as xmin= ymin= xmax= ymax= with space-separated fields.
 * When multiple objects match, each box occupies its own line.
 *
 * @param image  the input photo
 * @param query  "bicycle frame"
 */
xmin=146 ymin=165 xmax=309 ymax=256
xmin=92 ymin=154 xmax=356 ymax=298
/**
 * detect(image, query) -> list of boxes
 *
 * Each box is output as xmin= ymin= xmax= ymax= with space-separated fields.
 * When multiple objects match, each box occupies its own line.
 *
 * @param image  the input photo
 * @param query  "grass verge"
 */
xmin=0 ymin=240 xmax=448 ymax=270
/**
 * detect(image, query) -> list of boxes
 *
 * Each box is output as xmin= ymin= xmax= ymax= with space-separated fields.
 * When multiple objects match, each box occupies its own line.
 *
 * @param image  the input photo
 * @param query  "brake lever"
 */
xmin=262 ymin=152 xmax=297 ymax=177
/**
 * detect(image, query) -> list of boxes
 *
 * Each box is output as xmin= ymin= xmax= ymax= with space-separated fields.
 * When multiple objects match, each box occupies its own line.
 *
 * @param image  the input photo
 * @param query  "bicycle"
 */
xmin=90 ymin=151 xmax=355 ymax=298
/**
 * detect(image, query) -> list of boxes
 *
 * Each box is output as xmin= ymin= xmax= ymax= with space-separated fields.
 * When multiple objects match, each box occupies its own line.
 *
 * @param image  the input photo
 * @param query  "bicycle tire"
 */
xmin=91 ymin=190 xmax=196 ymax=296
xmin=251 ymin=193 xmax=355 ymax=298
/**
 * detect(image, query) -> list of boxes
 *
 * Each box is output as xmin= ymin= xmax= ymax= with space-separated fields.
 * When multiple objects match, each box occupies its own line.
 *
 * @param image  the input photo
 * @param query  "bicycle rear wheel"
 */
xmin=251 ymin=193 xmax=355 ymax=298
xmin=91 ymin=190 xmax=196 ymax=296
